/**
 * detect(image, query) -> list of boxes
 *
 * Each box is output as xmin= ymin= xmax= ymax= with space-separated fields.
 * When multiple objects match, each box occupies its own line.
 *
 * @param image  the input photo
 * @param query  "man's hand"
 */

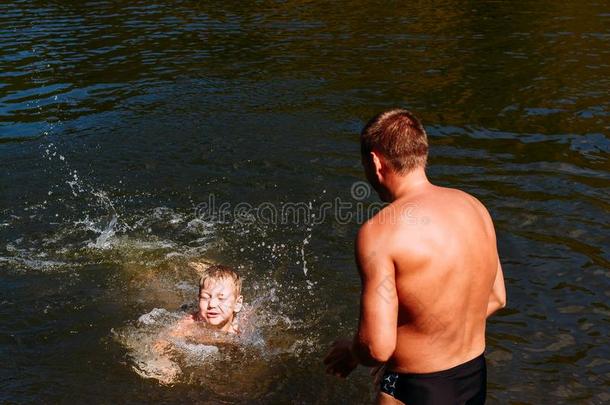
xmin=323 ymin=338 xmax=359 ymax=378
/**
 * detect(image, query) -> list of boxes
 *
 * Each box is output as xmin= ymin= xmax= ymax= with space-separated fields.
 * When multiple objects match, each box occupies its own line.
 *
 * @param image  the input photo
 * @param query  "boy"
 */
xmin=133 ymin=263 xmax=243 ymax=385
xmin=152 ymin=263 xmax=244 ymax=356
xmin=178 ymin=263 xmax=244 ymax=334
xmin=140 ymin=263 xmax=243 ymax=384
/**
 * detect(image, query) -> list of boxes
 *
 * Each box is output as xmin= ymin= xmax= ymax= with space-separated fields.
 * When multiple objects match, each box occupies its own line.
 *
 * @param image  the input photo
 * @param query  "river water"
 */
xmin=1 ymin=1 xmax=609 ymax=403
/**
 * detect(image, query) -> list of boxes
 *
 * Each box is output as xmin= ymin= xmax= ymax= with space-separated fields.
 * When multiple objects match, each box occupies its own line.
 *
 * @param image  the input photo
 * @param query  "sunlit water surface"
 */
xmin=1 ymin=1 xmax=609 ymax=403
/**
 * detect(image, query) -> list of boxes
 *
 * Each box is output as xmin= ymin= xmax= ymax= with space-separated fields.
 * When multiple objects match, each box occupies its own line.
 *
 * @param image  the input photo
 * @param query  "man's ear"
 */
xmin=234 ymin=295 xmax=243 ymax=313
xmin=370 ymin=151 xmax=385 ymax=181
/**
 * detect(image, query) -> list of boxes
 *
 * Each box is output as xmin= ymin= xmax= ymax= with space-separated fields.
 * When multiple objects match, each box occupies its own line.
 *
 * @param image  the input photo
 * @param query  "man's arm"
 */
xmin=486 ymin=259 xmax=506 ymax=318
xmin=351 ymin=223 xmax=398 ymax=366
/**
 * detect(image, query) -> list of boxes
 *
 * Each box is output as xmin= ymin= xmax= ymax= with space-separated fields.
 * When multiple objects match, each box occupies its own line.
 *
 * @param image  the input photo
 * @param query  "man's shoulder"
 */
xmin=357 ymin=204 xmax=401 ymax=247
xmin=357 ymin=201 xmax=425 ymax=261
xmin=425 ymin=185 xmax=492 ymax=222
xmin=362 ymin=199 xmax=416 ymax=228
xmin=423 ymin=186 xmax=497 ymax=247
xmin=439 ymin=185 xmax=488 ymax=208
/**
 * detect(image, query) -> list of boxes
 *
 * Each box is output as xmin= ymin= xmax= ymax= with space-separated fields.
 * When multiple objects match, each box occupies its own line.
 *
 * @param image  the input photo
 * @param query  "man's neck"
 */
xmin=385 ymin=167 xmax=431 ymax=202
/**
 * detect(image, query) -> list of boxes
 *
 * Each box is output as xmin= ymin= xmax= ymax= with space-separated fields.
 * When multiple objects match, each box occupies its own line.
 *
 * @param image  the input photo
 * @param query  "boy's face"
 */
xmin=198 ymin=277 xmax=243 ymax=331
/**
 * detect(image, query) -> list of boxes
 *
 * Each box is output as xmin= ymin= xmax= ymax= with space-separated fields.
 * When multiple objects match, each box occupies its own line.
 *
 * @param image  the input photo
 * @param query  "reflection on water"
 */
xmin=1 ymin=0 xmax=609 ymax=403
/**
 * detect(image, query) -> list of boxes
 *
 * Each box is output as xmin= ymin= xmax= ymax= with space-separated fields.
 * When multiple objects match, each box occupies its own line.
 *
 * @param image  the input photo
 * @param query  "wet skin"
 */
xmin=325 ymin=156 xmax=507 ymax=397
xmin=192 ymin=277 xmax=243 ymax=333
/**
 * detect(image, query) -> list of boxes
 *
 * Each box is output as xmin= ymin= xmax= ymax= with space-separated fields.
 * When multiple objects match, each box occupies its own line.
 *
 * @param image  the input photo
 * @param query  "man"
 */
xmin=324 ymin=109 xmax=506 ymax=404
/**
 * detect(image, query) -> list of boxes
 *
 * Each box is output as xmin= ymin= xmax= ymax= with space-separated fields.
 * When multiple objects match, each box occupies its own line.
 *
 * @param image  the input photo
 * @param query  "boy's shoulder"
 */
xmin=167 ymin=313 xmax=198 ymax=336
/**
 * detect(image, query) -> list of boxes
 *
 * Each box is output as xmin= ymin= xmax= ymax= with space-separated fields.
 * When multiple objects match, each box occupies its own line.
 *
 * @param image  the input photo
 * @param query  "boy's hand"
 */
xmin=323 ymin=338 xmax=359 ymax=378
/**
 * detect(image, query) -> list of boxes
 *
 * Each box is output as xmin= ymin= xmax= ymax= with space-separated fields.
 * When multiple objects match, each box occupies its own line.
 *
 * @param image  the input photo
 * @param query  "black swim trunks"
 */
xmin=380 ymin=352 xmax=486 ymax=405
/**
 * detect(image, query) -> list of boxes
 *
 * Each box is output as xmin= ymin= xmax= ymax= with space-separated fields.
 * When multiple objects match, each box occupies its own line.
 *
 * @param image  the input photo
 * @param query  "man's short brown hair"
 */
xmin=198 ymin=264 xmax=242 ymax=295
xmin=360 ymin=109 xmax=428 ymax=174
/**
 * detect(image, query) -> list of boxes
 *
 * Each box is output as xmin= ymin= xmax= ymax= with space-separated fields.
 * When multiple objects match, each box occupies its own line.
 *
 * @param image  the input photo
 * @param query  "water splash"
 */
xmin=113 ymin=275 xmax=318 ymax=391
xmin=91 ymin=214 xmax=117 ymax=249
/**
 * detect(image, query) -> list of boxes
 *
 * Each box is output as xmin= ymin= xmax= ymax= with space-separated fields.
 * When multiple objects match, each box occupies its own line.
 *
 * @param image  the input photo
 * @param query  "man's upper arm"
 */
xmin=354 ymin=223 xmax=398 ymax=362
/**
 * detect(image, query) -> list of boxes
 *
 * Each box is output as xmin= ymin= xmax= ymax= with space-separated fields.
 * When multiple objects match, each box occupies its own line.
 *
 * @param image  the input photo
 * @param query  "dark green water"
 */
xmin=1 ymin=1 xmax=609 ymax=403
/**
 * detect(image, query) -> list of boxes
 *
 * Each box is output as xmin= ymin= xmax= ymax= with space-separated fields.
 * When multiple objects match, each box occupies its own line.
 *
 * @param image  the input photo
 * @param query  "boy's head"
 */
xmin=195 ymin=264 xmax=243 ymax=332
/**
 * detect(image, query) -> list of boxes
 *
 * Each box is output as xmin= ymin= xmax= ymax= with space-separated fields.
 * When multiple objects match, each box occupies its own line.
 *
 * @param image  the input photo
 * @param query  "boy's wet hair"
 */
xmin=197 ymin=264 xmax=242 ymax=296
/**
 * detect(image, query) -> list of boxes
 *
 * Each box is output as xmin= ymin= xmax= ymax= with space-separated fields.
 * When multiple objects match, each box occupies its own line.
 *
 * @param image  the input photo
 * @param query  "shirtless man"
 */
xmin=324 ymin=109 xmax=506 ymax=404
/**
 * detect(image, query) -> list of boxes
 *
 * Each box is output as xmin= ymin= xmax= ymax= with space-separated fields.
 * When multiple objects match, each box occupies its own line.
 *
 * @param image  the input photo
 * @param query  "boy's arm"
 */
xmin=486 ymin=259 xmax=507 ymax=318
xmin=168 ymin=314 xmax=194 ymax=336
xmin=152 ymin=314 xmax=193 ymax=353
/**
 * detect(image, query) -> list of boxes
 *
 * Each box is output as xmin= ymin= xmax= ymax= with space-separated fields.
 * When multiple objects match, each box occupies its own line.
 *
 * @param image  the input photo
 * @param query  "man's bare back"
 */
xmin=324 ymin=109 xmax=506 ymax=404
xmin=368 ymin=183 xmax=499 ymax=373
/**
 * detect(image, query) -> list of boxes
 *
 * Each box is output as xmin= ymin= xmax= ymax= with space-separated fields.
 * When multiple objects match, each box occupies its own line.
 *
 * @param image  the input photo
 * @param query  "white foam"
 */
xmin=173 ymin=341 xmax=220 ymax=361
xmin=0 ymin=255 xmax=68 ymax=272
xmin=137 ymin=308 xmax=173 ymax=325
